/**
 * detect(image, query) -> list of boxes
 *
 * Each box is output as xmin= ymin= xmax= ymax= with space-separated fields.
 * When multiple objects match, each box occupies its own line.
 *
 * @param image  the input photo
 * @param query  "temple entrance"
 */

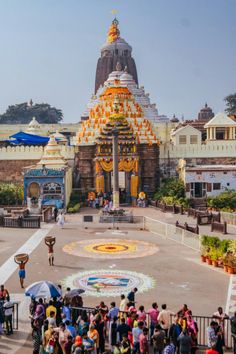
xmin=104 ymin=171 xmax=131 ymax=203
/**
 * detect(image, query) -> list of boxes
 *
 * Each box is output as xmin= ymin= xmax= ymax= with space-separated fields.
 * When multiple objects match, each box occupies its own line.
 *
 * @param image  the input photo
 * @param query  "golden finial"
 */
xmin=107 ymin=11 xmax=120 ymax=43
xmin=111 ymin=9 xmax=118 ymax=16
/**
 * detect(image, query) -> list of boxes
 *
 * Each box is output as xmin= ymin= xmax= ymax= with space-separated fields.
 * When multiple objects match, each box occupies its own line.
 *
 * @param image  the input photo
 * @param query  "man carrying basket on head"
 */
xmin=45 ymin=237 xmax=56 ymax=266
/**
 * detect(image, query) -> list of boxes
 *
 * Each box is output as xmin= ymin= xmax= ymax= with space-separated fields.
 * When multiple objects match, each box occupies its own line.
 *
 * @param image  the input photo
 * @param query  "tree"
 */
xmin=154 ymin=177 xmax=185 ymax=200
xmin=0 ymin=101 xmax=63 ymax=124
xmin=224 ymin=93 xmax=236 ymax=117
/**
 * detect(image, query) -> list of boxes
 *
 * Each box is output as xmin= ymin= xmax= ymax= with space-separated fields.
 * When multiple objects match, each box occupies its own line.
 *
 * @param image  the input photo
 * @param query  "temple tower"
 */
xmin=95 ymin=18 xmax=138 ymax=93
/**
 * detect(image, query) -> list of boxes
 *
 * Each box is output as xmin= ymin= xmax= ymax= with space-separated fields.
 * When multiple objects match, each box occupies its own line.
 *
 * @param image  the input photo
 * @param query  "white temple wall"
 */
xmin=0 ymin=145 xmax=76 ymax=160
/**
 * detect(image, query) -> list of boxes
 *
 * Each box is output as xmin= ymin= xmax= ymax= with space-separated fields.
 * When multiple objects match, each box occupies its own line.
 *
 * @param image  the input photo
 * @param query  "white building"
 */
xmin=178 ymin=160 xmax=236 ymax=198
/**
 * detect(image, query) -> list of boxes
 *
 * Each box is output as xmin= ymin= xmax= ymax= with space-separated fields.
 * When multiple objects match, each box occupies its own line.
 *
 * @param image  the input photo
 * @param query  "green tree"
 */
xmin=154 ymin=177 xmax=185 ymax=200
xmin=224 ymin=93 xmax=236 ymax=116
xmin=0 ymin=183 xmax=23 ymax=205
xmin=0 ymin=102 xmax=63 ymax=124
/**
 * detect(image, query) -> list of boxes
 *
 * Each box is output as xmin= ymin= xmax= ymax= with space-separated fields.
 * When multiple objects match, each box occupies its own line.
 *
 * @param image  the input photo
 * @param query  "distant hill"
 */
xmin=0 ymin=101 xmax=63 ymax=124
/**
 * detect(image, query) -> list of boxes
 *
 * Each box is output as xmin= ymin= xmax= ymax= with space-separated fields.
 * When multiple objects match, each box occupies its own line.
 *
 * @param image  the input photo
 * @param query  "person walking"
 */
xmin=4 ymin=295 xmax=13 ymax=335
xmin=127 ymin=288 xmax=138 ymax=307
xmin=18 ymin=259 xmax=28 ymax=289
xmin=45 ymin=238 xmax=55 ymax=266
xmin=57 ymin=211 xmax=65 ymax=228
xmin=54 ymin=207 xmax=59 ymax=222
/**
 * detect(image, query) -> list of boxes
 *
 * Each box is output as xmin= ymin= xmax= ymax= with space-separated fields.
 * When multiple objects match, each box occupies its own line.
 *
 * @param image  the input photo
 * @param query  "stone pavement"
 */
xmin=0 ymin=206 xmax=233 ymax=353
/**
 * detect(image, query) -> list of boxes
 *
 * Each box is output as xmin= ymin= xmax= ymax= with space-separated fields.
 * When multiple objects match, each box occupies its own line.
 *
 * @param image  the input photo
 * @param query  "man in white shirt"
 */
xmin=158 ymin=304 xmax=175 ymax=336
xmin=213 ymin=306 xmax=229 ymax=325
xmin=3 ymin=296 xmax=13 ymax=335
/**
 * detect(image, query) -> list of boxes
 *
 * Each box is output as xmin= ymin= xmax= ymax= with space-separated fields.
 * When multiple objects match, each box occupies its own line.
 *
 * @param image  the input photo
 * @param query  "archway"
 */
xmin=28 ymin=182 xmax=40 ymax=198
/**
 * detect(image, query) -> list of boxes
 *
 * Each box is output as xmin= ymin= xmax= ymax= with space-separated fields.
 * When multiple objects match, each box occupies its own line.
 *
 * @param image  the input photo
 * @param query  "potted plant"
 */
xmin=200 ymin=235 xmax=210 ymax=262
xmin=210 ymin=249 xmax=222 ymax=267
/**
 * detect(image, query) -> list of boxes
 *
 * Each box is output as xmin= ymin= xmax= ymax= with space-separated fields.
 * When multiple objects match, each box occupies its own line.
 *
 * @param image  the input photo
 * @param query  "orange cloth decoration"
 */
xmin=131 ymin=175 xmax=139 ymax=197
xmin=96 ymin=175 xmax=104 ymax=193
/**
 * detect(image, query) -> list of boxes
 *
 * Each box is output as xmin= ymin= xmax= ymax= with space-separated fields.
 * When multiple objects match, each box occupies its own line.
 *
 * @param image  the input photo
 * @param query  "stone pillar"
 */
xmin=112 ymin=133 xmax=119 ymax=209
xmin=233 ymin=127 xmax=235 ymax=139
xmin=214 ymin=127 xmax=217 ymax=140
xmin=209 ymin=127 xmax=212 ymax=140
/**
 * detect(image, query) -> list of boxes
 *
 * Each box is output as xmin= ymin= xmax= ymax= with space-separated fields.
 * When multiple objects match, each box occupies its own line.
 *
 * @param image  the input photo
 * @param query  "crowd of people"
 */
xmin=1 ymin=284 xmax=236 ymax=354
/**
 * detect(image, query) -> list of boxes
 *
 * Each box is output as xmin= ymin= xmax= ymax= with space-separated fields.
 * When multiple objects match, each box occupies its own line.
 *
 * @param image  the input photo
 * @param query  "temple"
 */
xmin=94 ymin=18 xmax=138 ymax=93
xmin=76 ymin=75 xmax=159 ymax=202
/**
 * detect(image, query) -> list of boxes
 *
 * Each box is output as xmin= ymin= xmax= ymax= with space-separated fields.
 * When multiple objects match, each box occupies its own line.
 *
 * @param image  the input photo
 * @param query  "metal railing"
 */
xmin=144 ymin=216 xmax=201 ymax=251
xmin=0 ymin=216 xmax=40 ymax=228
xmin=69 ymin=307 xmax=232 ymax=348
xmin=221 ymin=211 xmax=236 ymax=226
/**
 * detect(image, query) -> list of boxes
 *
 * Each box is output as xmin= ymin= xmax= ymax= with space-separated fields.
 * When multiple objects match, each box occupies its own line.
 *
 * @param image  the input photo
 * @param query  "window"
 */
xmin=179 ymin=135 xmax=187 ymax=144
xmin=227 ymin=183 xmax=230 ymax=186
xmin=223 ymin=172 xmax=227 ymax=174
xmin=190 ymin=135 xmax=198 ymax=144
xmin=213 ymin=183 xmax=221 ymax=190
xmin=43 ymin=183 xmax=62 ymax=194
xmin=196 ymin=172 xmax=202 ymax=175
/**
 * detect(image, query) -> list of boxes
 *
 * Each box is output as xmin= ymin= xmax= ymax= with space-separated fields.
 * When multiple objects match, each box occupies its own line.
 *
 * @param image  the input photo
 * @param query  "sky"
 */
xmin=0 ymin=0 xmax=235 ymax=123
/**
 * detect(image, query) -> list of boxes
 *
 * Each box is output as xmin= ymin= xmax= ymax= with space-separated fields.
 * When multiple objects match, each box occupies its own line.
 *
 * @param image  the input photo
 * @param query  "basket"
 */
xmin=14 ymin=253 xmax=29 ymax=263
xmin=45 ymin=236 xmax=56 ymax=245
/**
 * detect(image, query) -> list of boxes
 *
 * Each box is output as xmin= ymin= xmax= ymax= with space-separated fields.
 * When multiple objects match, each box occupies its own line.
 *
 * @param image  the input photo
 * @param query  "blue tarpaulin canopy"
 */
xmin=7 ymin=131 xmax=49 ymax=145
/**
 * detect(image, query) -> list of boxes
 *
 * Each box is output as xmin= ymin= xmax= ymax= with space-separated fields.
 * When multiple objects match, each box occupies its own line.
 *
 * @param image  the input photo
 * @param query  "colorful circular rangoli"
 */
xmin=62 ymin=269 xmax=155 ymax=297
xmin=63 ymin=238 xmax=159 ymax=259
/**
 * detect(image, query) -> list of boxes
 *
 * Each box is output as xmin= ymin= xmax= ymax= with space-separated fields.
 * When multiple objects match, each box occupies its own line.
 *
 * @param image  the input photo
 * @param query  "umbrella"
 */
xmin=25 ymin=281 xmax=61 ymax=299
xmin=65 ymin=289 xmax=85 ymax=299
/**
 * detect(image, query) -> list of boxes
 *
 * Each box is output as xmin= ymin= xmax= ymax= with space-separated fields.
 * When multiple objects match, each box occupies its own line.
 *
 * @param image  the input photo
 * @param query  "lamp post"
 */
xmin=112 ymin=128 xmax=119 ymax=209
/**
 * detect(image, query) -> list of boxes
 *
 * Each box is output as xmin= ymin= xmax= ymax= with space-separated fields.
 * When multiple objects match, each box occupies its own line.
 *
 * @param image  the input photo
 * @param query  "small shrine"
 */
xmin=24 ymin=136 xmax=72 ymax=212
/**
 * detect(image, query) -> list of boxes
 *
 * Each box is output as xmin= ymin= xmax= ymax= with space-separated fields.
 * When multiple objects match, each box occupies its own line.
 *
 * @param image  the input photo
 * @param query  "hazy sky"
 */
xmin=0 ymin=0 xmax=235 ymax=122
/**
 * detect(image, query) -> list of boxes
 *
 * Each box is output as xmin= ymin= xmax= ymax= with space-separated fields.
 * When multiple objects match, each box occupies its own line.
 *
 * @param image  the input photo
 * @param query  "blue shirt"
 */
xmin=62 ymin=306 xmax=71 ymax=322
xmin=66 ymin=324 xmax=76 ymax=338
xmin=108 ymin=307 xmax=119 ymax=320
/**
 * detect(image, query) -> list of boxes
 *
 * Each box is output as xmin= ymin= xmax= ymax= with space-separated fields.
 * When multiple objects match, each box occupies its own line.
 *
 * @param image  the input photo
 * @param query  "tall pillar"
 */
xmin=233 ymin=127 xmax=235 ymax=139
xmin=112 ymin=133 xmax=119 ymax=209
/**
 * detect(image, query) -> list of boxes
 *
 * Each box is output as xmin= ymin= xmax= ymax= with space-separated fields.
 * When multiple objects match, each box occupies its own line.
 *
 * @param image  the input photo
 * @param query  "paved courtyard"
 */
xmin=0 ymin=207 xmax=234 ymax=353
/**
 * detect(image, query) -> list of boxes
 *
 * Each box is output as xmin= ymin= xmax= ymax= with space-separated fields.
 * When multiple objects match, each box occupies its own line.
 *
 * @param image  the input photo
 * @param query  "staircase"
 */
xmin=190 ymin=197 xmax=207 ymax=210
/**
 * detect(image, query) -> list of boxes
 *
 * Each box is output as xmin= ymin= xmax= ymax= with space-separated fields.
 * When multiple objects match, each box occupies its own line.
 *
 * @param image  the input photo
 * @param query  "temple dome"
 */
xmin=26 ymin=117 xmax=42 ymax=135
xmin=101 ymin=37 xmax=132 ymax=53
xmin=52 ymin=130 xmax=68 ymax=145
xmin=37 ymin=135 xmax=67 ymax=168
